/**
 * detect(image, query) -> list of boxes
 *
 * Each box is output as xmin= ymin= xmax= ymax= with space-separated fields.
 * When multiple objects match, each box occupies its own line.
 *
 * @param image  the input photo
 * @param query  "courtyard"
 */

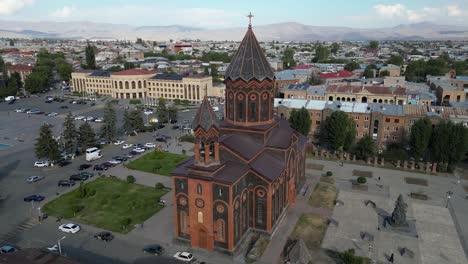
xmin=126 ymin=151 xmax=188 ymax=176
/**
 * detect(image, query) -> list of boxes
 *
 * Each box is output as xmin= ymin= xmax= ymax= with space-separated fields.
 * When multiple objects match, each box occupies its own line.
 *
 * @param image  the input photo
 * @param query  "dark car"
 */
xmin=112 ymin=156 xmax=127 ymax=162
xmin=170 ymin=119 xmax=177 ymax=124
xmin=60 ymin=105 xmax=68 ymax=109
xmin=79 ymin=164 xmax=92 ymax=170
xmin=24 ymin=194 xmax=45 ymax=202
xmin=129 ymin=151 xmax=139 ymax=156
xmin=157 ymin=124 xmax=165 ymax=129
xmin=69 ymin=174 xmax=89 ymax=181
xmin=93 ymin=164 xmax=108 ymax=171
xmin=78 ymin=171 xmax=94 ymax=178
xmin=123 ymin=153 xmax=134 ymax=159
xmin=101 ymin=162 xmax=115 ymax=168
xmin=155 ymin=136 xmax=167 ymax=142
xmin=94 ymin=231 xmax=114 ymax=242
xmin=172 ymin=125 xmax=180 ymax=130
xmin=58 ymin=180 xmax=75 ymax=187
xmin=57 ymin=160 xmax=72 ymax=167
xmin=142 ymin=244 xmax=164 ymax=256
xmin=0 ymin=245 xmax=17 ymax=254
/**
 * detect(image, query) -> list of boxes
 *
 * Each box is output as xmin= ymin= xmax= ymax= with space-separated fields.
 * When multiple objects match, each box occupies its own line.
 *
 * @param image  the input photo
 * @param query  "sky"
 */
xmin=1 ymin=0 xmax=468 ymax=28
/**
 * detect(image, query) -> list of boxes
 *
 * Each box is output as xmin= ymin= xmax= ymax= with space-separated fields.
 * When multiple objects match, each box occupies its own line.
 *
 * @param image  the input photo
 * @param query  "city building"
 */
xmin=171 ymin=23 xmax=307 ymax=254
xmin=71 ymin=70 xmax=214 ymax=102
xmin=427 ymin=72 xmax=468 ymax=105
xmin=7 ymin=64 xmax=33 ymax=83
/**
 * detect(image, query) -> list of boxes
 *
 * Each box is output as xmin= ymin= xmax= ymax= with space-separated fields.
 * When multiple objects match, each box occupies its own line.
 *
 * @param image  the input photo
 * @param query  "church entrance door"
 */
xmin=198 ymin=228 xmax=208 ymax=249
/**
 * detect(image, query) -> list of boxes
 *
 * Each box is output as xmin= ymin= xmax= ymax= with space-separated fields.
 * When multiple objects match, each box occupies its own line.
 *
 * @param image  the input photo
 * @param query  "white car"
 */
xmin=26 ymin=175 xmax=44 ymax=183
xmin=122 ymin=143 xmax=133 ymax=149
xmin=47 ymin=112 xmax=58 ymax=117
xmin=52 ymin=135 xmax=62 ymax=141
xmin=74 ymin=116 xmax=85 ymax=120
xmin=212 ymin=107 xmax=219 ymax=112
xmin=143 ymin=109 xmax=154 ymax=115
xmin=114 ymin=140 xmax=125 ymax=146
xmin=144 ymin=142 xmax=156 ymax=148
xmin=14 ymin=108 xmax=23 ymax=113
xmin=107 ymin=159 xmax=121 ymax=165
xmin=173 ymin=251 xmax=195 ymax=262
xmin=94 ymin=118 xmax=103 ymax=123
xmin=85 ymin=116 xmax=94 ymax=121
xmin=133 ymin=148 xmax=146 ymax=153
xmin=34 ymin=161 xmax=49 ymax=168
xmin=58 ymin=223 xmax=80 ymax=234
xmin=181 ymin=109 xmax=190 ymax=113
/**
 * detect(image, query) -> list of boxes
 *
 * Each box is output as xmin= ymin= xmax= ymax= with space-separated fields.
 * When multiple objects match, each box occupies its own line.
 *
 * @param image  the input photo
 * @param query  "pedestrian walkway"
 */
xmin=0 ymin=217 xmax=40 ymax=245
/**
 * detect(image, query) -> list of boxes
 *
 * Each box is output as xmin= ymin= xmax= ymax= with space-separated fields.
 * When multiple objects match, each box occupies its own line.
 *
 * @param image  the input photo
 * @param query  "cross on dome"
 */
xmin=247 ymin=12 xmax=254 ymax=28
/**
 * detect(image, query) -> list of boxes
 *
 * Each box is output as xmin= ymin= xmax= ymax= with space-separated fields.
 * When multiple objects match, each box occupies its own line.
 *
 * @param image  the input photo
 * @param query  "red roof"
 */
xmin=293 ymin=65 xmax=312 ymax=70
xmin=7 ymin=64 xmax=33 ymax=71
xmin=112 ymin=69 xmax=157 ymax=76
xmin=319 ymin=70 xmax=353 ymax=79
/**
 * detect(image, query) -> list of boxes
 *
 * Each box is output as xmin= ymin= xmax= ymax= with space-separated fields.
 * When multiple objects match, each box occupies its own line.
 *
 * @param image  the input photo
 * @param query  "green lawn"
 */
xmin=126 ymin=151 xmax=188 ymax=176
xmin=43 ymin=177 xmax=169 ymax=233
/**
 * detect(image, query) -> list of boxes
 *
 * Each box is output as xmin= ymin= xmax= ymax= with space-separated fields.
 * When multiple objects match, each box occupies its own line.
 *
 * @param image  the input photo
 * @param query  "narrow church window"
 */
xmin=218 ymin=220 xmax=224 ymax=241
xmin=228 ymin=92 xmax=234 ymax=120
xmin=181 ymin=211 xmax=187 ymax=232
xmin=199 ymin=142 xmax=205 ymax=155
xmin=261 ymin=93 xmax=269 ymax=121
xmin=209 ymin=142 xmax=215 ymax=160
xmin=236 ymin=93 xmax=246 ymax=122
xmin=219 ymin=188 xmax=223 ymax=198
xmin=180 ymin=182 xmax=184 ymax=190
xmin=198 ymin=211 xmax=203 ymax=223
xmin=256 ymin=200 xmax=264 ymax=224
xmin=248 ymin=93 xmax=258 ymax=122
xmin=197 ymin=184 xmax=202 ymax=195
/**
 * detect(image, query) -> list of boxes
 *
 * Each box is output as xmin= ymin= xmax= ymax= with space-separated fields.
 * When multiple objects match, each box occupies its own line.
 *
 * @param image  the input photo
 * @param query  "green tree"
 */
xmin=390 ymin=194 xmax=408 ymax=227
xmin=330 ymin=42 xmax=340 ymax=54
xmin=155 ymin=182 xmax=165 ymax=190
xmin=24 ymin=72 xmax=45 ymax=93
xmin=308 ymin=74 xmax=324 ymax=85
xmin=344 ymin=61 xmax=360 ymax=72
xmin=282 ymin=48 xmax=296 ymax=69
xmin=10 ymin=72 xmax=22 ymax=88
xmin=200 ymin=51 xmax=231 ymax=63
xmin=313 ymin=44 xmax=329 ymax=63
xmin=122 ymin=109 xmax=133 ymax=135
xmin=409 ymin=117 xmax=432 ymax=160
xmin=430 ymin=121 xmax=468 ymax=171
xmin=78 ymin=122 xmax=96 ymax=151
xmin=210 ymin=65 xmax=220 ymax=82
xmin=168 ymin=105 xmax=178 ymax=121
xmin=124 ymin=61 xmax=135 ymax=70
xmin=338 ymin=249 xmax=365 ymax=264
xmin=203 ymin=67 xmax=209 ymax=76
xmin=6 ymin=73 xmax=19 ymax=96
xmin=157 ymin=98 xmax=168 ymax=123
xmin=345 ymin=51 xmax=356 ymax=57
xmin=128 ymin=110 xmax=145 ymax=133
xmin=56 ymin=59 xmax=72 ymax=81
xmin=35 ymin=124 xmax=61 ymax=162
xmin=126 ymin=175 xmax=136 ymax=183
xmin=85 ymin=42 xmax=96 ymax=69
xmin=63 ymin=112 xmax=77 ymax=154
xmin=288 ymin=107 xmax=312 ymax=136
xmin=352 ymin=134 xmax=376 ymax=160
xmin=379 ymin=70 xmax=390 ymax=77
xmin=369 ymin=40 xmax=379 ymax=49
xmin=387 ymin=55 xmax=404 ymax=66
xmin=323 ymin=111 xmax=356 ymax=151
xmin=363 ymin=64 xmax=377 ymax=78
xmin=100 ymin=102 xmax=117 ymax=142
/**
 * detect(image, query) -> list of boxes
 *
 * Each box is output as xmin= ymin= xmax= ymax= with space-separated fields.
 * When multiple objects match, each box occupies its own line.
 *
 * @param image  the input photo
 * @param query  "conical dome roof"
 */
xmin=192 ymin=97 xmax=219 ymax=132
xmin=224 ymin=25 xmax=275 ymax=82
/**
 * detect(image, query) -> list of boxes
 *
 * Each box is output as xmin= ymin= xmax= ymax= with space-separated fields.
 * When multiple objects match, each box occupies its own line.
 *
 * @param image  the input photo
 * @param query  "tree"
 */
xmin=35 ymin=124 xmax=61 ymax=162
xmin=56 ymin=59 xmax=72 ymax=81
xmin=282 ymin=48 xmax=296 ymax=69
xmin=344 ymin=61 xmax=360 ymax=72
xmin=122 ymin=109 xmax=132 ymax=135
xmin=330 ymin=42 xmax=340 ymax=54
xmin=123 ymin=110 xmax=145 ymax=134
xmin=78 ymin=122 xmax=96 ymax=151
xmin=387 ymin=55 xmax=404 ymax=66
xmin=313 ymin=44 xmax=329 ymax=63
xmin=409 ymin=118 xmax=432 ymax=161
xmin=352 ymin=134 xmax=376 ymax=161
xmin=85 ymin=42 xmax=96 ymax=69
xmin=126 ymin=175 xmax=136 ymax=183
xmin=9 ymin=39 xmax=14 ymax=46
xmin=155 ymin=182 xmax=165 ymax=190
xmin=6 ymin=73 xmax=19 ymax=96
xmin=124 ymin=62 xmax=135 ymax=70
xmin=323 ymin=111 xmax=356 ymax=151
xmin=63 ymin=112 xmax=78 ymax=154
xmin=288 ymin=107 xmax=312 ymax=136
xmin=157 ymin=98 xmax=168 ymax=123
xmin=200 ymin=51 xmax=231 ymax=63
xmin=345 ymin=51 xmax=356 ymax=57
xmin=100 ymin=102 xmax=117 ymax=142
xmin=24 ymin=72 xmax=45 ymax=93
xmin=429 ymin=121 xmax=468 ymax=171
xmin=379 ymin=70 xmax=390 ymax=77
xmin=210 ymin=65 xmax=220 ymax=82
xmin=10 ymin=72 xmax=22 ymax=88
xmin=308 ymin=74 xmax=325 ymax=85
xmin=369 ymin=40 xmax=379 ymax=49
xmin=363 ymin=64 xmax=377 ymax=78
xmin=168 ymin=106 xmax=178 ymax=122
xmin=203 ymin=67 xmax=209 ymax=76
xmin=390 ymin=194 xmax=408 ymax=227
xmin=338 ymin=249 xmax=366 ymax=264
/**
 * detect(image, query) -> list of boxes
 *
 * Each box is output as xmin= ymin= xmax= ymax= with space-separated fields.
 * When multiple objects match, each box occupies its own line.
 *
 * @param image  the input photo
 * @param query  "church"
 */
xmin=171 ymin=19 xmax=307 ymax=254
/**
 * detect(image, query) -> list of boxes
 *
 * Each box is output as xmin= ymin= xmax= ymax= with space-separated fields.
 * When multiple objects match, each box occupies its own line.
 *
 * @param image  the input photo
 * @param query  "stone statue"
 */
xmin=390 ymin=194 xmax=408 ymax=227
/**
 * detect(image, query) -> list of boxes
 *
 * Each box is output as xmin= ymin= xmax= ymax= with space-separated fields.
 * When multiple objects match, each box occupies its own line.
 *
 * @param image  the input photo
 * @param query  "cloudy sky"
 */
xmin=0 ymin=0 xmax=467 ymax=28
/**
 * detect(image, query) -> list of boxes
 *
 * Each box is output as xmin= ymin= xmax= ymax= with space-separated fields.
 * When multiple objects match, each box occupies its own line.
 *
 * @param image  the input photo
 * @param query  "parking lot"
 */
xmin=0 ymin=93 xmax=226 ymax=263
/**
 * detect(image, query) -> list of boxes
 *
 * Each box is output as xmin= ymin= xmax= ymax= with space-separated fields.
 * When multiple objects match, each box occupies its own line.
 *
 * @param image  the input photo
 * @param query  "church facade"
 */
xmin=171 ymin=22 xmax=307 ymax=253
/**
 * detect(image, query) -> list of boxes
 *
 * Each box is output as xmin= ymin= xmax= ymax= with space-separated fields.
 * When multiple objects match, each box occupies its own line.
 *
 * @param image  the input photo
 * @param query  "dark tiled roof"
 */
xmin=153 ymin=73 xmax=183 ymax=80
xmin=192 ymin=97 xmax=219 ymax=132
xmin=215 ymin=161 xmax=250 ymax=184
xmin=267 ymin=119 xmax=294 ymax=149
xmin=224 ymin=26 xmax=275 ymax=82
xmin=89 ymin=71 xmax=111 ymax=77
xmin=250 ymin=151 xmax=285 ymax=181
xmin=221 ymin=133 xmax=263 ymax=161
xmin=113 ymin=69 xmax=156 ymax=75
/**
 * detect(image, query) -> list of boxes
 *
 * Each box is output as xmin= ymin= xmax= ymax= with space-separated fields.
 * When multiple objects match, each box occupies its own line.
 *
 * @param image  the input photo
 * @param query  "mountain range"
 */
xmin=0 ymin=20 xmax=467 ymax=41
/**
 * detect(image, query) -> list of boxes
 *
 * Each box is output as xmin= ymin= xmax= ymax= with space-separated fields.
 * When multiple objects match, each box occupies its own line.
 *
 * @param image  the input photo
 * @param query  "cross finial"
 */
xmin=247 ymin=12 xmax=254 ymax=28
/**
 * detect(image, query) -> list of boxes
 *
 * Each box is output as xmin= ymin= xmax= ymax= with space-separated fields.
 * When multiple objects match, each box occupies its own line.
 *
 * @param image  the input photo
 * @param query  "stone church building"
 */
xmin=171 ymin=22 xmax=307 ymax=254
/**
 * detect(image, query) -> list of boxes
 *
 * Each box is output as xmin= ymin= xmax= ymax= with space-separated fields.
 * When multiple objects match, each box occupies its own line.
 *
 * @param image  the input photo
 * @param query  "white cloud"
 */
xmin=446 ymin=5 xmax=462 ymax=17
xmin=50 ymin=6 xmax=75 ymax=18
xmin=373 ymin=3 xmax=467 ymax=23
xmin=374 ymin=4 xmax=408 ymax=18
xmin=0 ymin=0 xmax=34 ymax=15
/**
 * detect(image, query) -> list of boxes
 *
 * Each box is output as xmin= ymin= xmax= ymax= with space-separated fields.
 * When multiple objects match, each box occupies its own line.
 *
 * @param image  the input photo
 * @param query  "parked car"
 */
xmin=123 ymin=153 xmax=134 ymax=159
xmin=133 ymin=148 xmax=145 ymax=153
xmin=85 ymin=116 xmax=94 ymax=121
xmin=98 ymin=140 xmax=109 ymax=145
xmin=74 ymin=116 xmax=85 ymax=121
xmin=170 ymin=119 xmax=178 ymax=124
xmin=155 ymin=136 xmax=167 ymax=143
xmin=23 ymin=194 xmax=45 ymax=202
xmin=157 ymin=124 xmax=165 ymax=129
xmin=113 ymin=140 xmax=125 ymax=145
xmin=172 ymin=125 xmax=180 ymax=129
xmin=129 ymin=151 xmax=139 ymax=156
xmin=69 ymin=174 xmax=88 ymax=181
xmin=60 ymin=105 xmax=68 ymax=109
xmin=58 ymin=180 xmax=75 ymax=187
xmin=122 ymin=143 xmax=133 ymax=149
xmin=0 ymin=245 xmax=17 ymax=254
xmin=26 ymin=175 xmax=44 ymax=183
xmin=144 ymin=142 xmax=156 ymax=148
xmin=57 ymin=160 xmax=72 ymax=167
xmin=47 ymin=112 xmax=58 ymax=117
xmin=143 ymin=109 xmax=154 ymax=115
xmin=34 ymin=161 xmax=49 ymax=168
xmin=58 ymin=223 xmax=80 ymax=234
xmin=112 ymin=156 xmax=127 ymax=162
xmin=78 ymin=171 xmax=94 ymax=178
xmin=79 ymin=164 xmax=92 ymax=170
xmin=93 ymin=164 xmax=108 ymax=171
xmin=101 ymin=162 xmax=116 ymax=168
xmin=94 ymin=231 xmax=114 ymax=242
xmin=107 ymin=159 xmax=121 ymax=165
xmin=94 ymin=117 xmax=103 ymax=123
xmin=173 ymin=251 xmax=195 ymax=262
xmin=14 ymin=108 xmax=23 ymax=113
xmin=143 ymin=244 xmax=164 ymax=256
xmin=26 ymin=109 xmax=40 ymax=114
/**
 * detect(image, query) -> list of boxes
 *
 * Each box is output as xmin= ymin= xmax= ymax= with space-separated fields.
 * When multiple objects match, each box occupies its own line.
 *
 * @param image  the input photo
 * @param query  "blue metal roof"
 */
xmin=90 ymin=71 xmax=111 ymax=77
xmin=152 ymin=74 xmax=183 ymax=81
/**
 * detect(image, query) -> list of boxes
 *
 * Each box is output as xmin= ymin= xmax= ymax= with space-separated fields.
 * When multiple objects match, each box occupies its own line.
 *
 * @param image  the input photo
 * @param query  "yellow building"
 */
xmin=71 ymin=69 xmax=214 ymax=102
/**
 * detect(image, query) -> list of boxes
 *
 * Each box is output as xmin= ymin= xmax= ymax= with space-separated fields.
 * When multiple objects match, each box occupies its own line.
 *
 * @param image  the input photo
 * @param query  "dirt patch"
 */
xmin=320 ymin=176 xmax=335 ymax=185
xmin=410 ymin=192 xmax=429 ymax=201
xmin=291 ymin=213 xmax=328 ymax=250
xmin=352 ymin=184 xmax=368 ymax=191
xmin=404 ymin=177 xmax=428 ymax=186
xmin=352 ymin=170 xmax=373 ymax=178
xmin=308 ymin=183 xmax=337 ymax=210
xmin=306 ymin=163 xmax=324 ymax=171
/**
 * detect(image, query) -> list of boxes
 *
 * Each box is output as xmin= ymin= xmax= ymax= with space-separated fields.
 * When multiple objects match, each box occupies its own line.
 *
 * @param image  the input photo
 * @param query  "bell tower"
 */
xmin=224 ymin=14 xmax=276 ymax=127
xmin=192 ymin=97 xmax=220 ymax=167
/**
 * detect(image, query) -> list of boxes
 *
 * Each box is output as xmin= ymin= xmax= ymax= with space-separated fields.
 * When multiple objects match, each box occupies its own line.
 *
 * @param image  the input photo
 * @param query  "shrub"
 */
xmin=326 ymin=171 xmax=333 ymax=177
xmin=155 ymin=182 xmax=165 ymax=190
xmin=153 ymin=164 xmax=162 ymax=173
xmin=182 ymin=149 xmax=186 ymax=155
xmin=174 ymin=99 xmax=181 ymax=105
xmin=179 ymin=134 xmax=195 ymax=143
xmin=109 ymin=99 xmax=119 ymax=104
xmin=120 ymin=217 xmax=132 ymax=229
xmin=71 ymin=204 xmax=84 ymax=215
xmin=126 ymin=175 xmax=136 ymax=184
xmin=129 ymin=99 xmax=141 ymax=105
xmin=182 ymin=99 xmax=190 ymax=105
xmin=87 ymin=189 xmax=97 ymax=197
xmin=357 ymin=176 xmax=367 ymax=184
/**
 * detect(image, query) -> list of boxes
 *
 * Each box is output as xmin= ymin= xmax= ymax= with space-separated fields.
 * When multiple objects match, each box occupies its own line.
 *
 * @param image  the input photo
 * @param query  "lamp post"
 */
xmin=446 ymin=191 xmax=453 ymax=208
xmin=58 ymin=236 xmax=67 ymax=255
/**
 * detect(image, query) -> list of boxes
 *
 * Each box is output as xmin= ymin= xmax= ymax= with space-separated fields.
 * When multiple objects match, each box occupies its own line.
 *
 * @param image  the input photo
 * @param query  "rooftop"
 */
xmin=112 ymin=69 xmax=157 ymax=76
xmin=153 ymin=74 xmax=183 ymax=81
xmin=319 ymin=70 xmax=353 ymax=79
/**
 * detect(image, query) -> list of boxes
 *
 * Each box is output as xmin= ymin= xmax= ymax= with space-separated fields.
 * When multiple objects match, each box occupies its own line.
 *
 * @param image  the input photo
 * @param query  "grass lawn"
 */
xmin=308 ymin=182 xmax=337 ymax=210
xmin=126 ymin=151 xmax=188 ymax=176
xmin=291 ymin=213 xmax=328 ymax=250
xmin=43 ymin=177 xmax=169 ymax=233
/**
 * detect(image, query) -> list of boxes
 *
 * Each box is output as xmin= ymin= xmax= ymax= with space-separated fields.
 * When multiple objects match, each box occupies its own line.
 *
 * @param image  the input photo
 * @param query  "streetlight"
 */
xmin=58 ymin=236 xmax=67 ymax=256
xmin=446 ymin=191 xmax=453 ymax=208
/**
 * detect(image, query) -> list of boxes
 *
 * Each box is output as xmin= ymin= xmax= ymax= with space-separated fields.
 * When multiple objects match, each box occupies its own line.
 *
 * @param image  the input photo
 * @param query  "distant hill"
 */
xmin=0 ymin=20 xmax=467 ymax=41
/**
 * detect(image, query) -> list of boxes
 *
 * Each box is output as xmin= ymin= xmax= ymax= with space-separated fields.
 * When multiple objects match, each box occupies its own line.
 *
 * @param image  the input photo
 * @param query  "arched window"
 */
xmin=228 ymin=92 xmax=234 ymax=120
xmin=180 ymin=211 xmax=187 ymax=233
xmin=217 ymin=220 xmax=225 ymax=241
xmin=138 ymin=81 xmax=142 ymax=88
xmin=361 ymin=96 xmax=367 ymax=103
xmin=236 ymin=93 xmax=246 ymax=122
xmin=329 ymin=96 xmax=333 ymax=101
xmin=125 ymin=81 xmax=129 ymax=89
xmin=199 ymin=142 xmax=205 ymax=156
xmin=132 ymin=81 xmax=136 ymax=89
xmin=198 ymin=211 xmax=203 ymax=223
xmin=209 ymin=141 xmax=215 ymax=160
xmin=197 ymin=184 xmax=202 ymax=195
xmin=248 ymin=93 xmax=259 ymax=122
xmin=378 ymin=99 xmax=383 ymax=103
xmin=260 ymin=92 xmax=269 ymax=121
